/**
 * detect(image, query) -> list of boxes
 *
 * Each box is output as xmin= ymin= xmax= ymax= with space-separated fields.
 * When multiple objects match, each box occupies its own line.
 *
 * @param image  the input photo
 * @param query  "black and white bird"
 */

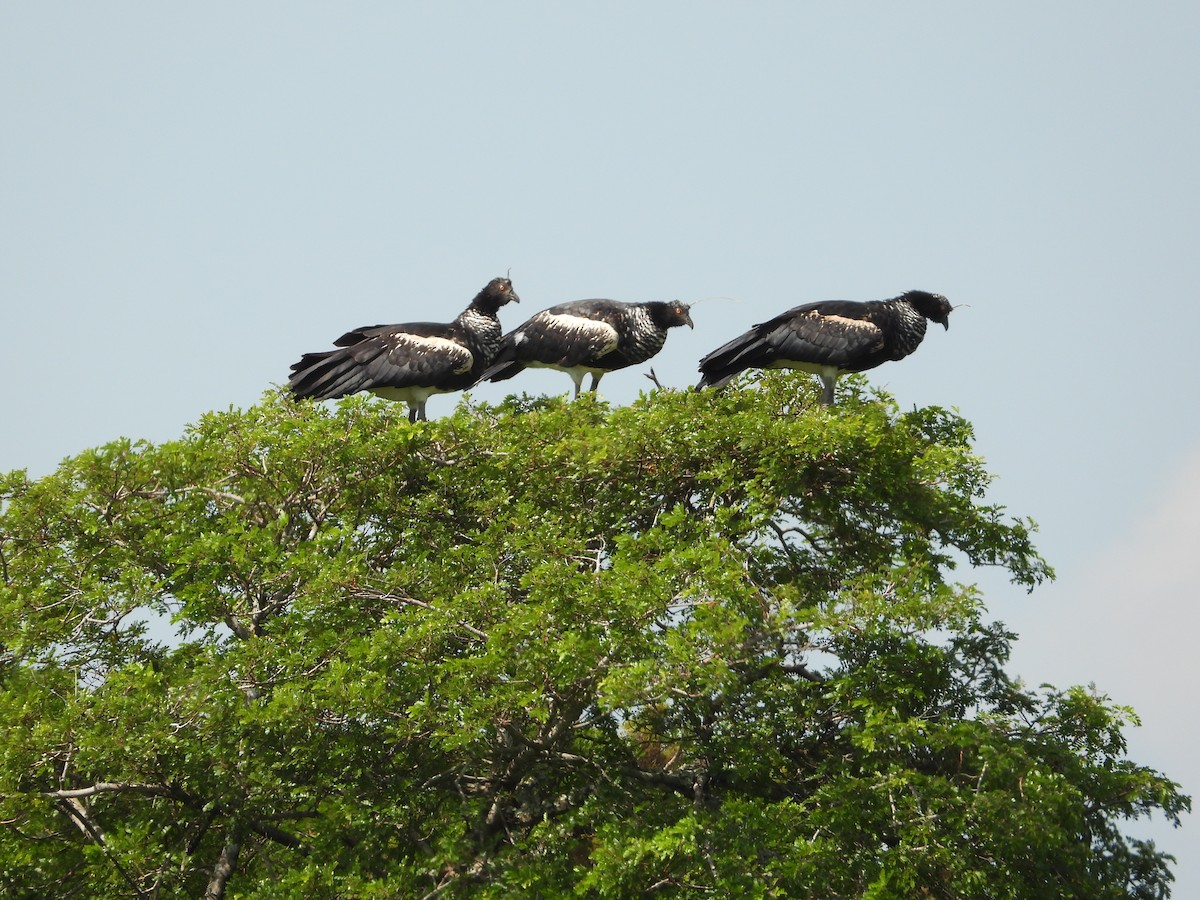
xmin=696 ymin=290 xmax=952 ymax=404
xmin=288 ymin=276 xmax=520 ymax=422
xmin=480 ymin=299 xmax=695 ymax=397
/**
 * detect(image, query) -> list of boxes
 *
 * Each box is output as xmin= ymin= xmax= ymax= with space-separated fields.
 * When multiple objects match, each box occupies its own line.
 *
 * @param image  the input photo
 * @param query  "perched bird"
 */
xmin=696 ymin=290 xmax=952 ymax=404
xmin=481 ymin=299 xmax=695 ymax=397
xmin=288 ymin=276 xmax=520 ymax=422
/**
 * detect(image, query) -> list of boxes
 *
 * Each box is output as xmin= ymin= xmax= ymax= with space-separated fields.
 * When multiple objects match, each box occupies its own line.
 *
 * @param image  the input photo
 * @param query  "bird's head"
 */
xmin=905 ymin=290 xmax=952 ymax=330
xmin=476 ymin=276 xmax=521 ymax=312
xmin=651 ymin=300 xmax=695 ymax=330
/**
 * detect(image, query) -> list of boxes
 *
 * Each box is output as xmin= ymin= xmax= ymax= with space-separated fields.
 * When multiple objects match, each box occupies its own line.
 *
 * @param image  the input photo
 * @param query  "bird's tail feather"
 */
xmin=695 ymin=370 xmax=740 ymax=391
xmin=476 ymin=333 xmax=524 ymax=385
xmin=479 ymin=359 xmax=526 ymax=384
xmin=696 ymin=336 xmax=770 ymax=390
xmin=289 ymin=350 xmax=369 ymax=400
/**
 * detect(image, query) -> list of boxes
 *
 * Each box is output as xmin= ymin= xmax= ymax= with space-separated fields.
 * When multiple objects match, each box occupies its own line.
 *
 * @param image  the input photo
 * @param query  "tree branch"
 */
xmin=250 ymin=820 xmax=307 ymax=854
xmin=543 ymin=748 xmax=696 ymax=797
xmin=780 ymin=662 xmax=826 ymax=683
xmin=204 ymin=825 xmax=244 ymax=900
xmin=355 ymin=589 xmax=489 ymax=641
xmin=54 ymin=797 xmax=147 ymax=897
xmin=41 ymin=782 xmax=180 ymax=801
xmin=55 ymin=796 xmax=106 ymax=843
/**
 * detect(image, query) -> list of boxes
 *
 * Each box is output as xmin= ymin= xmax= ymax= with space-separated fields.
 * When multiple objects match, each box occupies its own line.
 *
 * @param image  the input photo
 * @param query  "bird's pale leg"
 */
xmin=588 ymin=373 xmax=603 ymax=393
xmin=819 ymin=375 xmax=837 ymax=406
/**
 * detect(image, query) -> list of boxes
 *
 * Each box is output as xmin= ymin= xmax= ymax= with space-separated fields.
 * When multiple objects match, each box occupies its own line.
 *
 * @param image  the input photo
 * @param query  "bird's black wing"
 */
xmin=477 ymin=332 xmax=522 ymax=383
xmin=289 ymin=326 xmax=474 ymax=400
xmin=333 ymin=320 xmax=450 ymax=347
xmin=509 ymin=304 xmax=622 ymax=367
xmin=759 ymin=303 xmax=885 ymax=368
xmin=698 ymin=301 xmax=884 ymax=388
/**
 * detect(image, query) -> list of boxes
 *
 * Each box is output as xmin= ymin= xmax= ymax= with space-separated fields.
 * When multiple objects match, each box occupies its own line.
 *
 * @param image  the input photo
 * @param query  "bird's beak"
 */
xmin=684 ymin=311 xmax=695 ymax=329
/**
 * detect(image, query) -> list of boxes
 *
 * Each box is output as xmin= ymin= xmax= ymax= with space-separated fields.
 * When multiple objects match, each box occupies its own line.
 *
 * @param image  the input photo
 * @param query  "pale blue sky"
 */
xmin=3 ymin=3 xmax=1198 ymax=890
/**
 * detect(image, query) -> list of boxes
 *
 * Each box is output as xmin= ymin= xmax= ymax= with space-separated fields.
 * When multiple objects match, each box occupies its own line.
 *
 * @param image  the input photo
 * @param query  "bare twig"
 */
xmin=355 ymin=589 xmax=488 ymax=641
xmin=54 ymin=797 xmax=148 ymax=897
xmin=42 ymin=782 xmax=179 ymax=801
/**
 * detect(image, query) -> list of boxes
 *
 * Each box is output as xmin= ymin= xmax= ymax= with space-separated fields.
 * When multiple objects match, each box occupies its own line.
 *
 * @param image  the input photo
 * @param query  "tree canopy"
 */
xmin=0 ymin=376 xmax=1188 ymax=898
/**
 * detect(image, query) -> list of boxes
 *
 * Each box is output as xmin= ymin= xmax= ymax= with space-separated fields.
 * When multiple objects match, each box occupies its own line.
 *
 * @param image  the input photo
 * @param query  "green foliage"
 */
xmin=0 ymin=375 xmax=1187 ymax=897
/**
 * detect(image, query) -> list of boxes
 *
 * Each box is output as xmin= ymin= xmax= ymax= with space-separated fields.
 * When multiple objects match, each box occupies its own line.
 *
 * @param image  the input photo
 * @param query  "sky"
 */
xmin=3 ymin=2 xmax=1198 ymax=890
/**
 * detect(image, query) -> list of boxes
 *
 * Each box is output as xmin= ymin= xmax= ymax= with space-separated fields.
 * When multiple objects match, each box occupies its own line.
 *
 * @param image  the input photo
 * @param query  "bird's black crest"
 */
xmin=648 ymin=300 xmax=695 ymax=330
xmin=900 ymin=290 xmax=952 ymax=329
xmin=474 ymin=276 xmax=520 ymax=312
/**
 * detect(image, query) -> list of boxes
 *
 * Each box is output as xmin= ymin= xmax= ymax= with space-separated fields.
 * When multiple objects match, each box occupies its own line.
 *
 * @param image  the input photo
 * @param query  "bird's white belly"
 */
xmin=371 ymin=385 xmax=445 ymax=403
xmin=768 ymin=359 xmax=841 ymax=378
xmin=525 ymin=360 xmax=607 ymax=377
